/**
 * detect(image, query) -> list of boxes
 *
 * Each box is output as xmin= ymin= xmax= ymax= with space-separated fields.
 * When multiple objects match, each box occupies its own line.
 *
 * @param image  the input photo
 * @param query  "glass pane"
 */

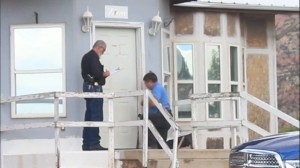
xmin=16 ymin=100 xmax=64 ymax=115
xmin=230 ymin=46 xmax=238 ymax=82
xmin=208 ymin=84 xmax=221 ymax=118
xmin=15 ymin=73 xmax=64 ymax=115
xmin=178 ymin=84 xmax=193 ymax=100
xmin=206 ymin=45 xmax=220 ymax=80
xmin=164 ymin=75 xmax=171 ymax=100
xmin=178 ymin=84 xmax=193 ymax=118
xmin=178 ymin=110 xmax=192 ymax=118
xmin=16 ymin=73 xmax=63 ymax=96
xmin=14 ymin=27 xmax=63 ymax=70
xmin=176 ymin=44 xmax=193 ymax=80
xmin=231 ymin=85 xmax=238 ymax=93
xmin=163 ymin=46 xmax=171 ymax=72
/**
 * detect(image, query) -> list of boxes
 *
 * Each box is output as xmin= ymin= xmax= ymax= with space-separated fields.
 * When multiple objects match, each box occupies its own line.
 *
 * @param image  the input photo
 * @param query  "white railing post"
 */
xmin=230 ymin=99 xmax=237 ymax=148
xmin=108 ymin=98 xmax=115 ymax=168
xmin=172 ymin=129 xmax=179 ymax=168
xmin=191 ymin=99 xmax=198 ymax=149
xmin=240 ymin=93 xmax=249 ymax=142
xmin=54 ymin=96 xmax=60 ymax=168
xmin=142 ymin=90 xmax=149 ymax=167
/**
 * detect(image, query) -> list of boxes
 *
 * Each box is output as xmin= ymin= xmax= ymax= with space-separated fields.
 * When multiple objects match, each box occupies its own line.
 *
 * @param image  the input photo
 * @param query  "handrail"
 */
xmin=0 ymin=90 xmax=179 ymax=168
xmin=1 ymin=91 xmax=298 ymax=167
xmin=240 ymin=92 xmax=299 ymax=128
xmin=172 ymin=91 xmax=299 ymax=149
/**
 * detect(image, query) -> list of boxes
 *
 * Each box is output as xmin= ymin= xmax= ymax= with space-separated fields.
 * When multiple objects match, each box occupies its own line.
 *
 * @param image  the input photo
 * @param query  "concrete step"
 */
xmin=117 ymin=149 xmax=230 ymax=168
xmin=2 ymin=149 xmax=230 ymax=168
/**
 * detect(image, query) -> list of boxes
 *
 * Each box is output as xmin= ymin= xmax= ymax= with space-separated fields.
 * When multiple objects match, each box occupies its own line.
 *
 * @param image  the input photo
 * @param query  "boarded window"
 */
xmin=246 ymin=19 xmax=268 ymax=48
xmin=227 ymin=14 xmax=237 ymax=37
xmin=174 ymin=12 xmax=194 ymax=35
xmin=204 ymin=13 xmax=221 ymax=36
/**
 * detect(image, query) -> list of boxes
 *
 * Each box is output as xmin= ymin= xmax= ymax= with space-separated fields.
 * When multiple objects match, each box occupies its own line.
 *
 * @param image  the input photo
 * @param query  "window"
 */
xmin=11 ymin=24 xmax=66 ymax=118
xmin=230 ymin=46 xmax=239 ymax=93
xmin=230 ymin=46 xmax=239 ymax=118
xmin=175 ymin=44 xmax=194 ymax=119
xmin=205 ymin=44 xmax=221 ymax=119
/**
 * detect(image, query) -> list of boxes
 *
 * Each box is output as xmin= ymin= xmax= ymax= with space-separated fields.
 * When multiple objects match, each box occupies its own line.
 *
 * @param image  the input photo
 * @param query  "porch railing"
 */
xmin=173 ymin=91 xmax=299 ymax=149
xmin=0 ymin=90 xmax=179 ymax=168
xmin=1 ymin=91 xmax=299 ymax=167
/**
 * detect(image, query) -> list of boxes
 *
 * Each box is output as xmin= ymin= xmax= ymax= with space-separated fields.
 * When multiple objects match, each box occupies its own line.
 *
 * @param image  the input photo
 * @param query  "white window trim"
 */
xmin=205 ymin=43 xmax=223 ymax=120
xmin=228 ymin=44 xmax=240 ymax=91
xmin=10 ymin=24 xmax=66 ymax=118
xmin=161 ymin=28 xmax=173 ymax=106
xmin=174 ymin=43 xmax=195 ymax=121
xmin=241 ymin=47 xmax=247 ymax=91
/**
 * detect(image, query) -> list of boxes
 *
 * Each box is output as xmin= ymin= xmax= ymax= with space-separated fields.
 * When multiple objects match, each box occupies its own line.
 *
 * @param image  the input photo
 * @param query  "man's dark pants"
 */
xmin=148 ymin=112 xmax=172 ymax=149
xmin=82 ymin=82 xmax=103 ymax=149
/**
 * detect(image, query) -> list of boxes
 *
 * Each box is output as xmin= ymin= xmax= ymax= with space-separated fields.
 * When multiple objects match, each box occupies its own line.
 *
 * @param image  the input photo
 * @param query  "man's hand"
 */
xmin=103 ymin=70 xmax=110 ymax=78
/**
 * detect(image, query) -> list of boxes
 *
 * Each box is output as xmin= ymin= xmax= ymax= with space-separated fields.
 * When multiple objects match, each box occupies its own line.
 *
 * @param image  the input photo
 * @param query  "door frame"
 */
xmin=91 ymin=21 xmax=146 ymax=92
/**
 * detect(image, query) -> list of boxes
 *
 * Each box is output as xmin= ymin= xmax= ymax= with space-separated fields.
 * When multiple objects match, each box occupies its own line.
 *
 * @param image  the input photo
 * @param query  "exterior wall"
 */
xmin=275 ymin=14 xmax=300 ymax=131
xmin=0 ymin=0 xmax=170 ymax=155
xmin=242 ymin=14 xmax=277 ymax=139
xmin=171 ymin=8 xmax=277 ymax=146
xmin=171 ymin=8 xmax=244 ymax=149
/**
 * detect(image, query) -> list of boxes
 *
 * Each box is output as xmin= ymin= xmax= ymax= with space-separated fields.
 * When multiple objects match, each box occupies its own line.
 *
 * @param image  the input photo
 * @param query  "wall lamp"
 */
xmin=82 ymin=7 xmax=93 ymax=33
xmin=148 ymin=11 xmax=162 ymax=36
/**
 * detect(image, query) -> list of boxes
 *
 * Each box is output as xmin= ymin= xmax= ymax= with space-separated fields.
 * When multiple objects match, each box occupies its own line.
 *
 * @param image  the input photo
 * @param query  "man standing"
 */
xmin=81 ymin=40 xmax=110 ymax=151
xmin=143 ymin=72 xmax=172 ymax=149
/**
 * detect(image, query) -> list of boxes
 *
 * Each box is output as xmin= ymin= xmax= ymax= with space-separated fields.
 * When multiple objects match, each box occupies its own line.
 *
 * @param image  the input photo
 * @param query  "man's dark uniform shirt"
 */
xmin=81 ymin=50 xmax=105 ymax=85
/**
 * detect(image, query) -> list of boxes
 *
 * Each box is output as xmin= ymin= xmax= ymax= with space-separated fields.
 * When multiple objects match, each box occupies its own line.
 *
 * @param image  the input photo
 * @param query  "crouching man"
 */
xmin=142 ymin=72 xmax=172 ymax=149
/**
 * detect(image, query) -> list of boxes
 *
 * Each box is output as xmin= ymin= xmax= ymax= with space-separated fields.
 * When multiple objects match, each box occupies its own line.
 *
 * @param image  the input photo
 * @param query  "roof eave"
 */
xmin=174 ymin=2 xmax=300 ymax=12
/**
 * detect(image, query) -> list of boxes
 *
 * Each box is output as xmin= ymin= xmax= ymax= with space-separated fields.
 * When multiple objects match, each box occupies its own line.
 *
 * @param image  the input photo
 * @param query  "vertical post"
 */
xmin=240 ymin=93 xmax=249 ymax=142
xmin=172 ymin=129 xmax=179 ymax=168
xmin=191 ymin=99 xmax=198 ymax=149
xmin=142 ymin=90 xmax=149 ymax=167
xmin=54 ymin=96 xmax=60 ymax=168
xmin=230 ymin=100 xmax=237 ymax=148
xmin=108 ymin=98 xmax=115 ymax=168
xmin=270 ymin=115 xmax=278 ymax=134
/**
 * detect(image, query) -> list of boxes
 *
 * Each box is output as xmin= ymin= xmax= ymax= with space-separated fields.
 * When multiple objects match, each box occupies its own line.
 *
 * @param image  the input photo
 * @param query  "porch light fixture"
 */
xmin=82 ymin=7 xmax=93 ymax=33
xmin=148 ymin=11 xmax=162 ymax=36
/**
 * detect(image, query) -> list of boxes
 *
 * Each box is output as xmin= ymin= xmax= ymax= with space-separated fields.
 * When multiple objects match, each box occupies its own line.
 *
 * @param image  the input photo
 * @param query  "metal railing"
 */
xmin=0 ymin=90 xmax=179 ymax=168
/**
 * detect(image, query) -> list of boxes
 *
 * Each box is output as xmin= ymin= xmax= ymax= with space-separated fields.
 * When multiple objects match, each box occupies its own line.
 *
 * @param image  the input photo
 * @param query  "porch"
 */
xmin=1 ymin=90 xmax=299 ymax=168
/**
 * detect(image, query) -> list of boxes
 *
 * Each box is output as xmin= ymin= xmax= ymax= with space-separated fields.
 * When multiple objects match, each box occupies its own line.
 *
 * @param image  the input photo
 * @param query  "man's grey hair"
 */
xmin=93 ymin=40 xmax=106 ymax=49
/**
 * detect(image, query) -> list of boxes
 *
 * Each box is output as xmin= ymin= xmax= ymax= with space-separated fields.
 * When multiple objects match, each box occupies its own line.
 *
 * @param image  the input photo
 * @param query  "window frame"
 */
xmin=174 ymin=42 xmax=195 ymax=121
xmin=205 ymin=43 xmax=223 ymax=120
xmin=229 ymin=45 xmax=240 ymax=91
xmin=10 ymin=24 xmax=66 ymax=118
xmin=161 ymin=29 xmax=173 ymax=103
xmin=228 ymin=44 xmax=241 ymax=119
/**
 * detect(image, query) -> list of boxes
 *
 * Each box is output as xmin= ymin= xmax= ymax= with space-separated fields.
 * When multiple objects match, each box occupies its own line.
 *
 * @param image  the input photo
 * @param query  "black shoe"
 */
xmin=82 ymin=145 xmax=108 ymax=151
xmin=90 ymin=145 xmax=108 ymax=151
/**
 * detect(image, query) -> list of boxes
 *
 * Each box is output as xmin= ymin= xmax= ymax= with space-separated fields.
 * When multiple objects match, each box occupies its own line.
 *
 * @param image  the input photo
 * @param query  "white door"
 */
xmin=95 ymin=28 xmax=138 ymax=149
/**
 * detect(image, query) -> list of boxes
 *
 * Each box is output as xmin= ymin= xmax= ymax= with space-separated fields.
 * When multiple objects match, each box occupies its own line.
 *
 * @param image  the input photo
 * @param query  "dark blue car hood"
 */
xmin=232 ymin=132 xmax=299 ymax=160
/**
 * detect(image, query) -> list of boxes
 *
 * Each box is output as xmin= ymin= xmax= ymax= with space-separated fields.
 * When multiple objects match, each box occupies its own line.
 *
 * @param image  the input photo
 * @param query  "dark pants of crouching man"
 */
xmin=148 ymin=111 xmax=173 ymax=149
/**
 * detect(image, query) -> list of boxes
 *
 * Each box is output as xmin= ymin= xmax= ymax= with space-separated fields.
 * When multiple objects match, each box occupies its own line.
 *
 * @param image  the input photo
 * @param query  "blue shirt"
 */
xmin=149 ymin=82 xmax=171 ymax=113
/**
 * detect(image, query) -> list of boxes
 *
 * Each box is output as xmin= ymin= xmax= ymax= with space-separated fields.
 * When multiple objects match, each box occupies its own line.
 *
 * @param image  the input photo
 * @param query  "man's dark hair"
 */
xmin=143 ymin=71 xmax=158 ymax=82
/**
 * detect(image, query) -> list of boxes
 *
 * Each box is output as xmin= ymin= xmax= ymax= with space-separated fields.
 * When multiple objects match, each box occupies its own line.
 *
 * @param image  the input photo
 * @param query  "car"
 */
xmin=229 ymin=131 xmax=299 ymax=168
